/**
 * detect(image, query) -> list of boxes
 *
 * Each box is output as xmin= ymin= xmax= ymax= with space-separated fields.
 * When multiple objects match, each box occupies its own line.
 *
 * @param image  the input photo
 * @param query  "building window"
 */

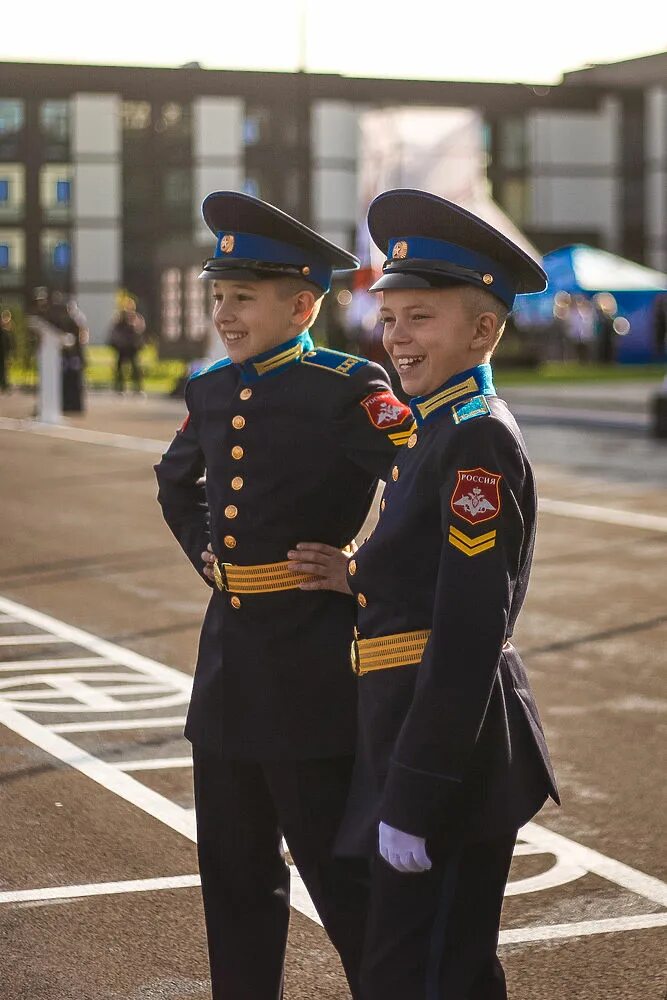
xmin=40 ymin=165 xmax=73 ymax=220
xmin=0 ymin=100 xmax=23 ymax=135
xmin=499 ymin=178 xmax=529 ymax=226
xmin=40 ymin=101 xmax=70 ymax=158
xmin=56 ymin=180 xmax=71 ymax=205
xmin=0 ymin=100 xmax=24 ymax=158
xmin=0 ymin=165 xmax=25 ymax=220
xmin=244 ymin=107 xmax=271 ymax=147
xmin=163 ymin=167 xmax=192 ymax=225
xmin=0 ymin=229 xmax=25 ymax=285
xmin=41 ymin=230 xmax=71 ymax=280
xmin=122 ymin=101 xmax=152 ymax=131
xmin=499 ymin=118 xmax=527 ymax=170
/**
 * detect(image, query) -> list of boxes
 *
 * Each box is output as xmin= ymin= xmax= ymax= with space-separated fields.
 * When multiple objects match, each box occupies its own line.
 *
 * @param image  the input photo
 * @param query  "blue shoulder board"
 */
xmin=452 ymin=395 xmax=491 ymax=424
xmin=189 ymin=357 xmax=233 ymax=381
xmin=300 ymin=347 xmax=368 ymax=377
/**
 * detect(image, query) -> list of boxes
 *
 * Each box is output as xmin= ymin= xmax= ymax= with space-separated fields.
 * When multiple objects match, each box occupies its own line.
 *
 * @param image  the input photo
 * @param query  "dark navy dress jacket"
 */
xmin=338 ymin=363 xmax=559 ymax=856
xmin=155 ymin=331 xmax=413 ymax=759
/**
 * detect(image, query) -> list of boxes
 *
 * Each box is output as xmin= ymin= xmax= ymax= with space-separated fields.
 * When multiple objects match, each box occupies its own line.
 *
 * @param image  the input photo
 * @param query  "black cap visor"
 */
xmin=369 ymin=258 xmax=505 ymax=299
xmin=199 ymin=257 xmax=327 ymax=289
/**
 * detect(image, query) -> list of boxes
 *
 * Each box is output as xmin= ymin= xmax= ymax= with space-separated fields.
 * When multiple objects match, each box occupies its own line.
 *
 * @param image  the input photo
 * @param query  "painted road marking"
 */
xmin=0 ymin=634 xmax=70 ymax=645
xmin=2 ymin=417 xmax=666 ymax=533
xmin=1 ymin=594 xmax=665 ymax=942
xmin=0 ymin=875 xmax=201 ymax=905
xmin=0 ymin=656 xmax=112 ymax=672
xmin=0 ymin=417 xmax=165 ymax=454
xmin=539 ymin=498 xmax=667 ymax=533
xmin=116 ymin=756 xmax=193 ymax=771
xmin=50 ymin=716 xmax=187 ymax=733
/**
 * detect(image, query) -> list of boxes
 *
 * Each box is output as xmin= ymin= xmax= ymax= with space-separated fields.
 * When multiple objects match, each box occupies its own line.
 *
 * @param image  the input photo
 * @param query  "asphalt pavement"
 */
xmin=0 ymin=382 xmax=665 ymax=999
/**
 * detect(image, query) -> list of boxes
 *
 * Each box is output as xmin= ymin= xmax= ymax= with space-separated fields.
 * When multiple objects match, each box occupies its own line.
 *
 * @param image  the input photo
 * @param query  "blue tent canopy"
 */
xmin=514 ymin=245 xmax=667 ymax=362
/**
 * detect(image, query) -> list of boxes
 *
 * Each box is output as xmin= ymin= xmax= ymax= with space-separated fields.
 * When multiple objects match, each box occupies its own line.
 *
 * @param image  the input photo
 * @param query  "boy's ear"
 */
xmin=470 ymin=311 xmax=499 ymax=351
xmin=292 ymin=290 xmax=317 ymax=326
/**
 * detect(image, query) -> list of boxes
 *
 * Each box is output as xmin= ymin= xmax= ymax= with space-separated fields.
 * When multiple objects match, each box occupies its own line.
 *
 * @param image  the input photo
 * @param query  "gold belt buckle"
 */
xmin=350 ymin=639 xmax=361 ymax=675
xmin=212 ymin=560 xmax=231 ymax=592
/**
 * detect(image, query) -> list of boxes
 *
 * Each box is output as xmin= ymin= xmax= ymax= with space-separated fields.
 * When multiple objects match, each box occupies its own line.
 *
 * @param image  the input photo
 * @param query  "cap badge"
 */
xmin=219 ymin=234 xmax=235 ymax=254
xmin=392 ymin=240 xmax=408 ymax=259
xmin=482 ymin=273 xmax=494 ymax=285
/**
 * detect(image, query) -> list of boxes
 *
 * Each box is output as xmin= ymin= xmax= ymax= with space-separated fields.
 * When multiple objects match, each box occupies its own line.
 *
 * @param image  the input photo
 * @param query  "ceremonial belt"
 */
xmin=351 ymin=629 xmax=431 ymax=676
xmin=213 ymin=559 xmax=315 ymax=594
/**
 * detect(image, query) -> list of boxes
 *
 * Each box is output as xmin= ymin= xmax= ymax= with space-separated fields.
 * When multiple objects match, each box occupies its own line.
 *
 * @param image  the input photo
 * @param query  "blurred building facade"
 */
xmin=0 ymin=52 xmax=665 ymax=343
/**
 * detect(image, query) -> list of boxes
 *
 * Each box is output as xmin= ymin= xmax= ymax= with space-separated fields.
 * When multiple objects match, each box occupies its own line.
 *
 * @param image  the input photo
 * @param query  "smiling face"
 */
xmin=379 ymin=286 xmax=503 ymax=397
xmin=211 ymin=279 xmax=317 ymax=363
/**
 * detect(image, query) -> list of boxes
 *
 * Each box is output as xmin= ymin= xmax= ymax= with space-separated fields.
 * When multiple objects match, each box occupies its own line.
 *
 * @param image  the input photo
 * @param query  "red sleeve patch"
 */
xmin=360 ymin=391 xmax=411 ymax=430
xmin=450 ymin=467 xmax=502 ymax=525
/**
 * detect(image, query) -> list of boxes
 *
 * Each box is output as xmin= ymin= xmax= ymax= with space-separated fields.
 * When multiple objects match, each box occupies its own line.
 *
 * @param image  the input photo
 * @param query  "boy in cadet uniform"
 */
xmin=289 ymin=190 xmax=560 ymax=999
xmin=154 ymin=191 xmax=413 ymax=1000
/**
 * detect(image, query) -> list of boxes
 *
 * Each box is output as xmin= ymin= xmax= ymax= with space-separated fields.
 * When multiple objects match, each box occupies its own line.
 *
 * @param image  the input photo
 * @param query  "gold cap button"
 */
xmin=231 ymin=476 xmax=244 ymax=491
xmin=230 ymin=595 xmax=242 ymax=610
xmin=483 ymin=273 xmax=494 ymax=285
xmin=224 ymin=505 xmax=238 ymax=519
xmin=231 ymin=446 xmax=244 ymax=460
xmin=380 ymin=498 xmax=386 ymax=512
xmin=224 ymin=535 xmax=237 ymax=549
xmin=391 ymin=466 xmax=399 ymax=481
xmin=240 ymin=387 xmax=253 ymax=400
xmin=407 ymin=433 xmax=418 ymax=449
xmin=232 ymin=415 xmax=245 ymax=430
xmin=348 ymin=559 xmax=357 ymax=576
xmin=357 ymin=593 xmax=367 ymax=608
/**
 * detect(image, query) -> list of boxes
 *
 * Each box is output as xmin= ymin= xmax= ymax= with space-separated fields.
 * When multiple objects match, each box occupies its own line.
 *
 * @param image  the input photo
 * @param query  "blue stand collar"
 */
xmin=409 ymin=363 xmax=496 ymax=425
xmin=237 ymin=330 xmax=314 ymax=383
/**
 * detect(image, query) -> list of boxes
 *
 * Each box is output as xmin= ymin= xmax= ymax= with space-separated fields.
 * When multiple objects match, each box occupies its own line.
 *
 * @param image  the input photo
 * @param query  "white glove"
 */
xmin=379 ymin=821 xmax=432 ymax=874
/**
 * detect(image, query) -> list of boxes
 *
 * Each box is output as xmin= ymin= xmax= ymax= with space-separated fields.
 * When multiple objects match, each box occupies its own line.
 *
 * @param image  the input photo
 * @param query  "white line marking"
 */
xmin=0 ymin=417 xmax=166 ymax=454
xmin=538 ymin=498 xmax=667 ymax=533
xmin=2 ymin=416 xmax=665 ymax=533
xmin=2 ymin=595 xmax=665 ymax=940
xmin=513 ymin=403 xmax=647 ymax=428
xmin=115 ymin=756 xmax=192 ymax=772
xmin=0 ymin=596 xmax=192 ymax=693
xmin=49 ymin=716 xmax=187 ymax=733
xmin=0 ymin=874 xmax=201 ymax=904
xmin=0 ymin=615 xmax=21 ymax=623
xmin=0 ymin=704 xmax=196 ymax=841
xmin=520 ymin=822 xmax=667 ymax=908
xmin=499 ymin=912 xmax=667 ymax=946
xmin=0 ymin=657 xmax=112 ymax=672
xmin=0 ymin=634 xmax=69 ymax=646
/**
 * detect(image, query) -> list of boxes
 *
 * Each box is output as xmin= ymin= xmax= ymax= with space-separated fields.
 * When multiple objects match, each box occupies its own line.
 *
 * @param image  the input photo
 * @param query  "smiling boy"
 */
xmin=154 ymin=192 xmax=412 ymax=999
xmin=289 ymin=190 xmax=559 ymax=999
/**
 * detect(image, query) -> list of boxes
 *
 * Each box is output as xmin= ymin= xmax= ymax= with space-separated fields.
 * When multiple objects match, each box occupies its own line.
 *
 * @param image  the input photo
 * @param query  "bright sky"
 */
xmin=3 ymin=0 xmax=666 ymax=84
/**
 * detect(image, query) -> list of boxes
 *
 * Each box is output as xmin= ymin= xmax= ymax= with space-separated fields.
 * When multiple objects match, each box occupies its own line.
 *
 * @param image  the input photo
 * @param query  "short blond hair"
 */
xmin=274 ymin=276 xmax=325 ymax=332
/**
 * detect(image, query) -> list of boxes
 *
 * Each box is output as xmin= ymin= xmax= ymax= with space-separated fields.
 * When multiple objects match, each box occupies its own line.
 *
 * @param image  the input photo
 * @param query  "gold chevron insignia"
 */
xmin=448 ymin=524 xmax=497 ymax=557
xmin=388 ymin=420 xmax=417 ymax=445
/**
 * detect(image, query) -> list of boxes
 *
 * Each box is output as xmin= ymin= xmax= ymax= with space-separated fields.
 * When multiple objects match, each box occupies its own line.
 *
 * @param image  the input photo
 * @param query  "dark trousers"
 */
xmin=360 ymin=832 xmax=517 ymax=1000
xmin=114 ymin=351 xmax=142 ymax=392
xmin=192 ymin=748 xmax=369 ymax=1000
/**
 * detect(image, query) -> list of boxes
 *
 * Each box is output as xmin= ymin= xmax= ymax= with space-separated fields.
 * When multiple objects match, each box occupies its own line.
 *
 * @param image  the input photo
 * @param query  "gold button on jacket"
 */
xmin=224 ymin=535 xmax=237 ymax=549
xmin=232 ymin=415 xmax=245 ymax=430
xmin=240 ymin=387 xmax=253 ymax=400
xmin=225 ymin=505 xmax=238 ymax=519
xmin=231 ymin=446 xmax=244 ymax=460
xmin=391 ymin=466 xmax=399 ymax=481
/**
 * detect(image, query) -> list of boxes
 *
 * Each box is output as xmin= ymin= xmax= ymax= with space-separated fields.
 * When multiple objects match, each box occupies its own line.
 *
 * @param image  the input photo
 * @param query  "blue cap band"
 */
xmin=387 ymin=235 xmax=515 ymax=306
xmin=214 ymin=231 xmax=332 ymax=291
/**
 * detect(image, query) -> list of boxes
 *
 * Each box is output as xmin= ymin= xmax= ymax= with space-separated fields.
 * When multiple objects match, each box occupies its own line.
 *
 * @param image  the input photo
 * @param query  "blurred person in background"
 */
xmin=47 ymin=291 xmax=87 ymax=413
xmin=564 ymin=293 xmax=596 ymax=362
xmin=108 ymin=300 xmax=146 ymax=394
xmin=592 ymin=292 xmax=618 ymax=364
xmin=0 ymin=308 xmax=14 ymax=392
